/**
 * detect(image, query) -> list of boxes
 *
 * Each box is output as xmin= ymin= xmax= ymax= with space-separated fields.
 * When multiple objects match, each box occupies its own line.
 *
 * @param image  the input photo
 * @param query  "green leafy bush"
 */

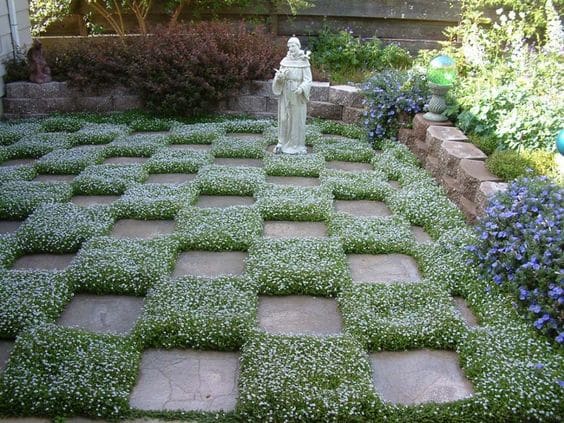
xmin=0 ymin=122 xmax=41 ymax=146
xmin=105 ymin=134 xmax=168 ymax=157
xmin=169 ymin=123 xmax=225 ymax=144
xmin=486 ymin=149 xmax=534 ymax=181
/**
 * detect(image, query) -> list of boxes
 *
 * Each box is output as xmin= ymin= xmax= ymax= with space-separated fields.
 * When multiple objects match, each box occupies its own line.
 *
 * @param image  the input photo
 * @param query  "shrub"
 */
xmin=467 ymin=176 xmax=563 ymax=344
xmin=313 ymin=119 xmax=366 ymax=140
xmin=468 ymin=132 xmax=499 ymax=156
xmin=0 ymin=122 xmax=41 ymax=146
xmin=169 ymin=123 xmax=225 ymax=144
xmin=486 ymin=149 xmax=534 ymax=181
xmin=68 ymin=123 xmax=130 ymax=146
xmin=105 ymin=133 xmax=168 ymax=157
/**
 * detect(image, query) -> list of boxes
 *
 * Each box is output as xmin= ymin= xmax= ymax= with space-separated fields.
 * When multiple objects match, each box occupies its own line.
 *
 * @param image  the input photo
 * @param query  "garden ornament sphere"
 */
xmin=556 ymin=129 xmax=564 ymax=155
xmin=424 ymin=55 xmax=456 ymax=122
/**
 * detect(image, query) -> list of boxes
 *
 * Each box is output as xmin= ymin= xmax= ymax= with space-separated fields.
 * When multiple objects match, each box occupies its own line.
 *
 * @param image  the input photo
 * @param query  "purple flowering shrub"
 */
xmin=467 ymin=176 xmax=563 ymax=344
xmin=361 ymin=69 xmax=429 ymax=144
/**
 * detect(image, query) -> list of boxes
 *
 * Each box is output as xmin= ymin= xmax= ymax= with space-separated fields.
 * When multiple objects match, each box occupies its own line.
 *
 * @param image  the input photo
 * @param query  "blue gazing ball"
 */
xmin=557 ymin=129 xmax=564 ymax=155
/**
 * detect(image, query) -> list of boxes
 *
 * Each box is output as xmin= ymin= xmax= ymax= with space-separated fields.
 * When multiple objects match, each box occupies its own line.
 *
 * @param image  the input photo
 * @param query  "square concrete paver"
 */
xmin=334 ymin=200 xmax=392 ymax=217
xmin=196 ymin=195 xmax=255 ymax=208
xmin=110 ymin=219 xmax=176 ymax=239
xmin=33 ymin=174 xmax=76 ymax=183
xmin=370 ymin=350 xmax=474 ymax=404
xmin=12 ymin=254 xmax=75 ymax=271
xmin=173 ymin=251 xmax=247 ymax=278
xmin=227 ymin=133 xmax=263 ymax=141
xmin=266 ymin=145 xmax=313 ymax=154
xmin=130 ymin=349 xmax=240 ymax=411
xmin=258 ymin=296 xmax=342 ymax=335
xmin=71 ymin=195 xmax=121 ymax=207
xmin=214 ymin=158 xmax=263 ymax=168
xmin=0 ymin=340 xmax=14 ymax=372
xmin=388 ymin=180 xmax=401 ymax=190
xmin=57 ymin=294 xmax=144 ymax=334
xmin=347 ymin=254 xmax=421 ymax=283
xmin=0 ymin=220 xmax=23 ymax=234
xmin=146 ymin=173 xmax=196 ymax=184
xmin=0 ymin=159 xmax=36 ymax=167
xmin=263 ymin=221 xmax=327 ymax=238
xmin=103 ymin=157 xmax=148 ymax=165
xmin=453 ymin=297 xmax=479 ymax=327
xmin=326 ymin=161 xmax=373 ymax=172
xmin=411 ymin=226 xmax=433 ymax=243
xmin=266 ymin=176 xmax=320 ymax=187
xmin=169 ymin=144 xmax=212 ymax=151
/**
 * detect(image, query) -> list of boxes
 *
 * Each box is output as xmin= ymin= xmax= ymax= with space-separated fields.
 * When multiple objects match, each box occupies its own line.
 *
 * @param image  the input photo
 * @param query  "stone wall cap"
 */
xmin=441 ymin=140 xmax=487 ymax=160
xmin=427 ymin=125 xmax=468 ymax=141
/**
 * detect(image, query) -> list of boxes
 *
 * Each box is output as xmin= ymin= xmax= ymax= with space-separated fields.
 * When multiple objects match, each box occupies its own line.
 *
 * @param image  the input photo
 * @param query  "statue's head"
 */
xmin=287 ymin=36 xmax=301 ymax=57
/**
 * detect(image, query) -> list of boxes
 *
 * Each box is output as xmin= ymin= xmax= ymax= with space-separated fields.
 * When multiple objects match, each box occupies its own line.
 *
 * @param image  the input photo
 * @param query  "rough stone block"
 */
xmin=398 ymin=128 xmax=416 ymax=149
xmin=242 ymin=80 xmax=273 ymax=97
xmin=438 ymin=141 xmax=487 ymax=177
xmin=310 ymin=81 xmax=330 ymax=102
xmin=457 ymin=195 xmax=478 ymax=223
xmin=474 ymin=181 xmax=508 ymax=214
xmin=342 ymin=106 xmax=364 ymax=124
xmin=5 ymin=82 xmax=29 ymax=98
xmin=77 ymin=96 xmax=114 ymax=113
xmin=146 ymin=173 xmax=196 ymax=184
xmin=326 ymin=161 xmax=373 ymax=172
xmin=227 ymin=95 xmax=267 ymax=113
xmin=410 ymin=226 xmax=433 ymax=244
xmin=0 ymin=220 xmax=23 ymax=234
xmin=426 ymin=125 xmax=468 ymax=156
xmin=0 ymin=340 xmax=14 ymax=372
xmin=266 ymin=176 xmax=320 ymax=187
xmin=173 ymin=251 xmax=247 ymax=278
xmin=196 ymin=195 xmax=255 ymax=208
xmin=43 ymin=97 xmax=78 ymax=113
xmin=266 ymin=97 xmax=278 ymax=114
xmin=71 ymin=195 xmax=120 ymax=207
xmin=424 ymin=155 xmax=440 ymax=178
xmin=113 ymin=95 xmax=143 ymax=111
xmin=12 ymin=254 xmax=76 ymax=271
xmin=110 ymin=219 xmax=176 ymax=239
xmin=308 ymin=101 xmax=343 ymax=120
xmin=328 ymin=85 xmax=364 ymax=107
xmin=440 ymin=175 xmax=462 ymax=203
xmin=413 ymin=140 xmax=428 ymax=162
xmin=413 ymin=113 xmax=452 ymax=141
xmin=457 ymin=159 xmax=502 ymax=201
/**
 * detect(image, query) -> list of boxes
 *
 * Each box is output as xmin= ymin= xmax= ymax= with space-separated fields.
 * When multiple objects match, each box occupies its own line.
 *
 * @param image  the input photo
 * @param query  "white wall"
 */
xmin=0 ymin=0 xmax=32 ymax=117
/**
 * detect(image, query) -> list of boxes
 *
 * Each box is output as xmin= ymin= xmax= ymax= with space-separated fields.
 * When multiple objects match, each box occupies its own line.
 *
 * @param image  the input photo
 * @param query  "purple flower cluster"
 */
xmin=467 ymin=176 xmax=563 ymax=344
xmin=361 ymin=69 xmax=429 ymax=142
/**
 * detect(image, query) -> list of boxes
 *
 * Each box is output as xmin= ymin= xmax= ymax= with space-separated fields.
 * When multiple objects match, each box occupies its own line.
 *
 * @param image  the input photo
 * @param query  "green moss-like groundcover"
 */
xmin=0 ymin=117 xmax=561 ymax=422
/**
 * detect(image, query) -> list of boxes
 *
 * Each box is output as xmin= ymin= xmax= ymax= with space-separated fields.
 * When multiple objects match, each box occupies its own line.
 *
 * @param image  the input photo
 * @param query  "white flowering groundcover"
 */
xmin=0 ymin=117 xmax=561 ymax=421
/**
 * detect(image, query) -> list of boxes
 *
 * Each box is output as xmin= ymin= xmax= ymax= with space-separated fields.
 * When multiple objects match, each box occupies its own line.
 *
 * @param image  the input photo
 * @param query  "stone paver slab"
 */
xmin=453 ymin=297 xmax=479 ymax=327
xmin=214 ymin=158 xmax=263 ymax=168
xmin=388 ymin=180 xmax=401 ymax=190
xmin=266 ymin=145 xmax=313 ymax=153
xmin=266 ymin=176 xmax=320 ymax=186
xmin=146 ymin=173 xmax=196 ymax=184
xmin=169 ymin=144 xmax=212 ymax=151
xmin=334 ymin=200 xmax=392 ymax=217
xmin=71 ymin=195 xmax=121 ymax=207
xmin=0 ymin=340 xmax=14 ymax=372
xmin=12 ymin=254 xmax=75 ymax=271
xmin=410 ymin=226 xmax=433 ymax=244
xmin=370 ymin=349 xmax=474 ymax=404
xmin=130 ymin=349 xmax=239 ymax=411
xmin=33 ymin=174 xmax=76 ymax=183
xmin=326 ymin=161 xmax=373 ymax=172
xmin=173 ymin=251 xmax=247 ymax=278
xmin=196 ymin=195 xmax=255 ymax=208
xmin=0 ymin=220 xmax=23 ymax=234
xmin=57 ymin=294 xmax=144 ymax=334
xmin=227 ymin=133 xmax=263 ymax=141
xmin=263 ymin=221 xmax=327 ymax=238
xmin=0 ymin=159 xmax=36 ymax=167
xmin=103 ymin=157 xmax=148 ymax=165
xmin=258 ymin=296 xmax=342 ymax=335
xmin=110 ymin=219 xmax=176 ymax=239
xmin=347 ymin=254 xmax=421 ymax=283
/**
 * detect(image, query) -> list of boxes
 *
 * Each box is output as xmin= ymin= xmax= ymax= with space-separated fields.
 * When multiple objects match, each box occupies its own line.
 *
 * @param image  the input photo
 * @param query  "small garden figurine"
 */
xmin=27 ymin=40 xmax=52 ymax=84
xmin=273 ymin=36 xmax=312 ymax=154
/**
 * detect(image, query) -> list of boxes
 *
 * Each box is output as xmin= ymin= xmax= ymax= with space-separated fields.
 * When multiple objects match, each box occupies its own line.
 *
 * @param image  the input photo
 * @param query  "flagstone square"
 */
xmin=347 ymin=254 xmax=421 ymax=283
xmin=169 ymin=144 xmax=212 ymax=151
xmin=453 ymin=297 xmax=479 ymax=327
xmin=0 ymin=220 xmax=22 ymax=234
xmin=266 ymin=176 xmax=321 ymax=186
xmin=0 ymin=340 xmax=14 ymax=372
xmin=146 ymin=173 xmax=196 ymax=184
xmin=110 ymin=219 xmax=176 ymax=239
xmin=103 ymin=157 xmax=148 ymax=165
xmin=411 ymin=226 xmax=433 ymax=243
xmin=214 ymin=158 xmax=263 ymax=167
xmin=196 ymin=195 xmax=255 ymax=208
xmin=0 ymin=159 xmax=36 ymax=167
xmin=258 ymin=296 xmax=342 ymax=335
xmin=334 ymin=200 xmax=392 ymax=217
xmin=370 ymin=350 xmax=474 ymax=404
xmin=33 ymin=174 xmax=76 ymax=183
xmin=263 ymin=221 xmax=327 ymax=238
xmin=130 ymin=349 xmax=240 ymax=411
xmin=326 ymin=161 xmax=373 ymax=172
xmin=71 ymin=195 xmax=121 ymax=207
xmin=12 ymin=254 xmax=75 ymax=271
xmin=57 ymin=294 xmax=144 ymax=335
xmin=173 ymin=251 xmax=247 ymax=278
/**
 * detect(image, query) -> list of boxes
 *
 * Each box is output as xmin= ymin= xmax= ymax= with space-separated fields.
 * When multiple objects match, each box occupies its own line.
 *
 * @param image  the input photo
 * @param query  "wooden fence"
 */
xmin=43 ymin=0 xmax=466 ymax=53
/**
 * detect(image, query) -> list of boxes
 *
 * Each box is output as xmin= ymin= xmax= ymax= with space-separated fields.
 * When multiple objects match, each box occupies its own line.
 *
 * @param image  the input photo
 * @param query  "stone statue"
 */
xmin=272 ymin=36 xmax=312 ymax=154
xmin=27 ymin=40 xmax=52 ymax=84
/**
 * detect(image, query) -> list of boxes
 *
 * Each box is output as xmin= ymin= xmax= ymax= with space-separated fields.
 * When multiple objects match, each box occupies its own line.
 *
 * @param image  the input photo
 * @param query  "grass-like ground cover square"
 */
xmin=0 ymin=270 xmax=73 ymax=337
xmin=328 ymin=213 xmax=414 ymax=254
xmin=105 ymin=133 xmax=169 ymax=157
xmin=0 ymin=122 xmax=41 ymax=145
xmin=321 ymin=169 xmax=391 ymax=200
xmin=339 ymin=282 xmax=466 ymax=351
xmin=0 ymin=324 xmax=140 ymax=418
xmin=16 ymin=203 xmax=113 ymax=253
xmin=73 ymin=164 xmax=148 ymax=195
xmin=221 ymin=119 xmax=272 ymax=134
xmin=238 ymin=334 xmax=375 ymax=421
xmin=67 ymin=236 xmax=178 ymax=295
xmin=40 ymin=116 xmax=83 ymax=133
xmin=114 ymin=183 xmax=197 ymax=220
xmin=196 ymin=165 xmax=266 ymax=196
xmin=256 ymin=184 xmax=333 ymax=221
xmin=247 ymin=237 xmax=350 ymax=296
xmin=0 ymin=165 xmax=36 ymax=183
xmin=0 ymin=234 xmax=21 ymax=269
xmin=68 ymin=123 xmax=130 ymax=145
xmin=0 ymin=181 xmax=73 ymax=219
xmin=263 ymin=153 xmax=325 ymax=177
xmin=211 ymin=136 xmax=268 ymax=159
xmin=169 ymin=123 xmax=225 ymax=144
xmin=135 ymin=276 xmax=256 ymax=350
xmin=176 ymin=205 xmax=262 ymax=251
xmin=144 ymin=149 xmax=213 ymax=174
xmin=36 ymin=146 xmax=105 ymax=174
xmin=313 ymin=136 xmax=374 ymax=162
xmin=8 ymin=133 xmax=72 ymax=158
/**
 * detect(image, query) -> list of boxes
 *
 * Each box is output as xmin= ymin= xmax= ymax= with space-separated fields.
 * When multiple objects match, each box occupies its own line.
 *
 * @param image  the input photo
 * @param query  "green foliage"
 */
xmin=486 ymin=149 xmax=535 ymax=181
xmin=313 ymin=136 xmax=374 ymax=162
xmin=73 ymin=164 xmax=148 ymax=195
xmin=256 ymin=185 xmax=333 ymax=221
xmin=36 ymin=146 xmax=105 ymax=174
xmin=0 ymin=181 xmax=73 ymax=220
xmin=41 ymin=117 xmax=83 ymax=133
xmin=320 ymin=169 xmax=391 ymax=201
xmin=196 ymin=165 xmax=266 ymax=196
xmin=29 ymin=0 xmax=73 ymax=36
xmin=263 ymin=153 xmax=325 ymax=177
xmin=144 ymin=149 xmax=213 ymax=174
xmin=211 ymin=136 xmax=268 ymax=159
xmin=467 ymin=132 xmax=499 ymax=155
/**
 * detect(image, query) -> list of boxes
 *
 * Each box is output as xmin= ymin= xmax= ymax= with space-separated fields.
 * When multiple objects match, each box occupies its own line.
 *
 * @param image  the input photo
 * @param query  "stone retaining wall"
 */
xmin=2 ymin=80 xmax=365 ymax=124
xmin=398 ymin=114 xmax=507 ymax=222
